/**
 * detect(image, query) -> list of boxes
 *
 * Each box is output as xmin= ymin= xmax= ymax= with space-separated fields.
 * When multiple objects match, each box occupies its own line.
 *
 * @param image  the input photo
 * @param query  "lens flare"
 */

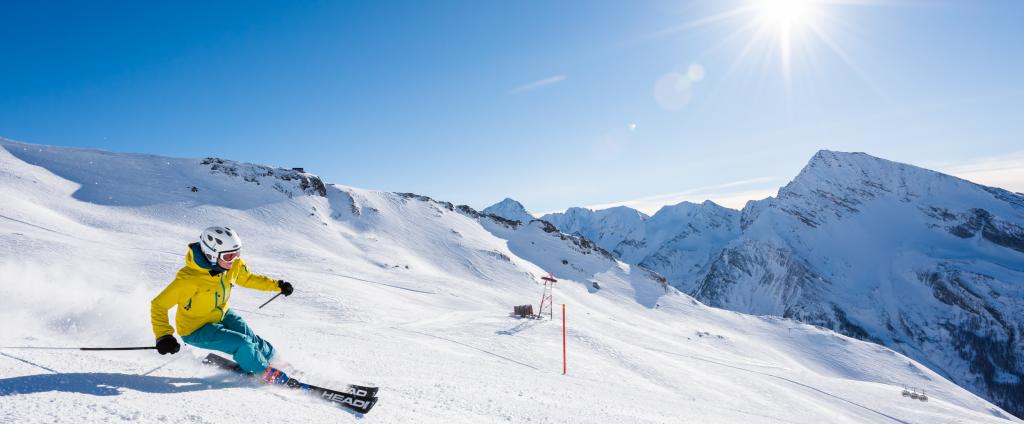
xmin=654 ymin=73 xmax=693 ymax=111
xmin=688 ymin=64 xmax=706 ymax=82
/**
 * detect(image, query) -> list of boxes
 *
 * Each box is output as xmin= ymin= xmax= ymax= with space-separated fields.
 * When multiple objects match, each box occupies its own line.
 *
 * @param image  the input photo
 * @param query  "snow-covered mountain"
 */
xmin=541 ymin=201 xmax=739 ymax=292
xmin=0 ymin=138 xmax=1017 ymax=423
xmin=545 ymin=150 xmax=1024 ymax=419
xmin=542 ymin=206 xmax=649 ymax=258
xmin=481 ymin=197 xmax=534 ymax=223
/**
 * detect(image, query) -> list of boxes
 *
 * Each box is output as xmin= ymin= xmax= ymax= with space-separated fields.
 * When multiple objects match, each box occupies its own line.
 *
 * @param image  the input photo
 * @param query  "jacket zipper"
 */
xmin=216 ymin=274 xmax=227 ymax=317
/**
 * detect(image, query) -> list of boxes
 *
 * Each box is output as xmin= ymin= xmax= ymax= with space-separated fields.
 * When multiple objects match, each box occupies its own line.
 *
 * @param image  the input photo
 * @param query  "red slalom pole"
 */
xmin=562 ymin=303 xmax=567 ymax=375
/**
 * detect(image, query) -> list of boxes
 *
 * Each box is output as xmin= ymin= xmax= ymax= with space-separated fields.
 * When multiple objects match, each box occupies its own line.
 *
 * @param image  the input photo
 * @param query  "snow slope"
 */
xmin=0 ymin=139 xmax=1017 ymax=423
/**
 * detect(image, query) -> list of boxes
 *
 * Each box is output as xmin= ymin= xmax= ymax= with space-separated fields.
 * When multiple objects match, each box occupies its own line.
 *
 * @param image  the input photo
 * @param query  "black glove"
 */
xmin=156 ymin=335 xmax=180 ymax=355
xmin=278 ymin=280 xmax=294 ymax=296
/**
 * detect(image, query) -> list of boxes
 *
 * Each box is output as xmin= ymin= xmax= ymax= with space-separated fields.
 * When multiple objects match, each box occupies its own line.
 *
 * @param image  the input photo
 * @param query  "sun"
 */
xmin=646 ymin=0 xmax=878 ymax=101
xmin=751 ymin=0 xmax=821 ymax=82
xmin=756 ymin=0 xmax=816 ymax=29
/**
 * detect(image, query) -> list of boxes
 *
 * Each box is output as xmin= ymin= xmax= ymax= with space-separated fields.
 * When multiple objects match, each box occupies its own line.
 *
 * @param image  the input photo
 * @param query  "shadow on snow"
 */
xmin=0 ymin=373 xmax=242 ymax=397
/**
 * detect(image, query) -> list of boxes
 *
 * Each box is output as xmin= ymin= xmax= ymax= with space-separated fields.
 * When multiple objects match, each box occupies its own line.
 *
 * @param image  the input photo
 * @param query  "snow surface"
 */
xmin=0 ymin=139 xmax=1017 ymax=423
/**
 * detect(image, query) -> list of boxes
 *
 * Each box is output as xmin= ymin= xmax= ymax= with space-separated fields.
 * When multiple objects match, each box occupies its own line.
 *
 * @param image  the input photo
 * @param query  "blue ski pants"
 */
xmin=182 ymin=309 xmax=275 ymax=373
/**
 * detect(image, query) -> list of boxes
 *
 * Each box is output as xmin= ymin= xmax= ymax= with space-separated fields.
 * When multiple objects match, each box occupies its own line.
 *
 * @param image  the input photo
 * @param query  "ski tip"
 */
xmin=355 ymin=398 xmax=378 ymax=415
xmin=338 ymin=395 xmax=377 ymax=415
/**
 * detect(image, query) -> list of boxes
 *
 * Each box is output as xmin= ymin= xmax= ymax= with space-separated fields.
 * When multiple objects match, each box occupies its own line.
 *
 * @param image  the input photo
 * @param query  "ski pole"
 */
xmin=258 ymin=292 xmax=283 ymax=309
xmin=0 ymin=346 xmax=156 ymax=351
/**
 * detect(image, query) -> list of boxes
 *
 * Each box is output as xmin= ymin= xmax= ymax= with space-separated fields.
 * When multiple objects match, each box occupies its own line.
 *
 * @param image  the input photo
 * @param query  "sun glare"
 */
xmin=757 ymin=0 xmax=815 ymax=29
xmin=751 ymin=0 xmax=820 ymax=83
xmin=649 ymin=0 xmax=879 ymax=105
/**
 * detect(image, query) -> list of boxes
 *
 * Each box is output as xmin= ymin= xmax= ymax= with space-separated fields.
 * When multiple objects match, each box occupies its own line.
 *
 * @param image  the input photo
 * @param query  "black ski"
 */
xmin=202 ymin=353 xmax=379 ymax=414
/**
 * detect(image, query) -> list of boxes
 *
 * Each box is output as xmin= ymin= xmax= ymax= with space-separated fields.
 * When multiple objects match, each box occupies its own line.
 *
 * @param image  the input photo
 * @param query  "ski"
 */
xmin=287 ymin=378 xmax=378 ymax=414
xmin=202 ymin=353 xmax=379 ymax=414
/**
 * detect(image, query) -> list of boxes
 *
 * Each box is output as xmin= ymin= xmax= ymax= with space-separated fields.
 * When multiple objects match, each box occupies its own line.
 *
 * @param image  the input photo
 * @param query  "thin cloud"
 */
xmin=934 ymin=151 xmax=1024 ymax=194
xmin=508 ymin=75 xmax=566 ymax=94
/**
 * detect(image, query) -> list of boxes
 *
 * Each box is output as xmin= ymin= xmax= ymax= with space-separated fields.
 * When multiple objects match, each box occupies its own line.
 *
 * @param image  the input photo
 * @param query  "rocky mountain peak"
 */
xmin=482 ymin=197 xmax=534 ymax=223
xmin=765 ymin=150 xmax=974 ymax=228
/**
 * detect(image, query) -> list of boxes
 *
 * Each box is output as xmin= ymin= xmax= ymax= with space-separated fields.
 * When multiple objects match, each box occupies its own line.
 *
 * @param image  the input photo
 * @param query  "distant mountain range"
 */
xmin=488 ymin=150 xmax=1024 ymax=418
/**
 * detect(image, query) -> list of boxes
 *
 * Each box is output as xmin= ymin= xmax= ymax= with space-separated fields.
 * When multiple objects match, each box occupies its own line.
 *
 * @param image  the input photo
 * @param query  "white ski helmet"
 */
xmin=199 ymin=226 xmax=242 ymax=263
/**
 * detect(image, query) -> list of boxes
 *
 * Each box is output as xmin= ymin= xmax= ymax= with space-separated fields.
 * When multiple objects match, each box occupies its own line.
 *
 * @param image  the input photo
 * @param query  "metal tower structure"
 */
xmin=538 ymin=274 xmax=557 ymax=319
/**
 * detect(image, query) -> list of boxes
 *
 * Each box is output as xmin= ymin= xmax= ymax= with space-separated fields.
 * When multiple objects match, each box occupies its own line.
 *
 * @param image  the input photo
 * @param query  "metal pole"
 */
xmin=258 ymin=292 xmax=283 ymax=309
xmin=0 ymin=346 xmax=156 ymax=351
xmin=562 ymin=303 xmax=567 ymax=375
xmin=550 ymin=279 xmax=556 ymax=319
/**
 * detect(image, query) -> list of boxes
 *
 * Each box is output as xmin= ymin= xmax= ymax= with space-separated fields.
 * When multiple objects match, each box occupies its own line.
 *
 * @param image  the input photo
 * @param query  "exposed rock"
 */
xmin=201 ymin=157 xmax=327 ymax=197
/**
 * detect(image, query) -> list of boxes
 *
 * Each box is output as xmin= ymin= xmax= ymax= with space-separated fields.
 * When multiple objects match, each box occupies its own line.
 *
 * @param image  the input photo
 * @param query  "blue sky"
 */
xmin=1 ymin=0 xmax=1022 ymax=214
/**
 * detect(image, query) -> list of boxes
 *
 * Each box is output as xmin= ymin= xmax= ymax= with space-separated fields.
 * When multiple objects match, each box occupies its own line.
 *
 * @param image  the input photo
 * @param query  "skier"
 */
xmin=150 ymin=226 xmax=295 ymax=384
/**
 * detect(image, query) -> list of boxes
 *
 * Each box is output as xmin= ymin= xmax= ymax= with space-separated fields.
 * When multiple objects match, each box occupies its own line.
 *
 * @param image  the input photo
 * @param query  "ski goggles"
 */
xmin=218 ymin=250 xmax=241 ymax=263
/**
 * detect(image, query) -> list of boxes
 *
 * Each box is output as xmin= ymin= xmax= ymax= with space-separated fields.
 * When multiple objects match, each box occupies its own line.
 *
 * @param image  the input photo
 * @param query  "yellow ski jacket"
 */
xmin=151 ymin=243 xmax=279 ymax=339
